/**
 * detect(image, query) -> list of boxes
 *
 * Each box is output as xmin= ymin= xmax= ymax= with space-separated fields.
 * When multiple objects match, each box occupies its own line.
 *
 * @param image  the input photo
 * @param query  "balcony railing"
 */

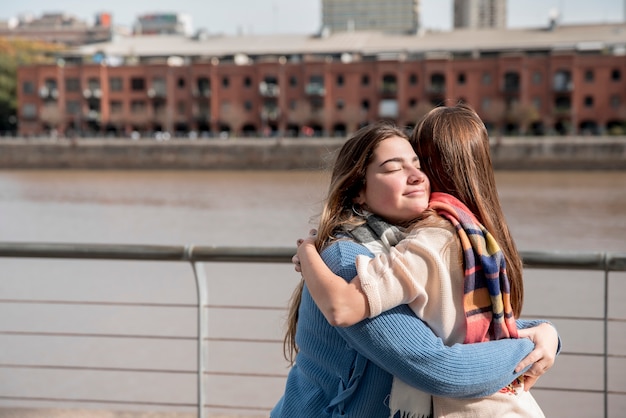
xmin=0 ymin=243 xmax=624 ymax=417
xmin=305 ymin=83 xmax=325 ymax=96
xmin=259 ymin=82 xmax=280 ymax=97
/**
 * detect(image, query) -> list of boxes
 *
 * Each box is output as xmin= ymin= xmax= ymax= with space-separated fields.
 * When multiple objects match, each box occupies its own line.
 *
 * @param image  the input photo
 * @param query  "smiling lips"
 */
xmin=404 ymin=188 xmax=426 ymax=197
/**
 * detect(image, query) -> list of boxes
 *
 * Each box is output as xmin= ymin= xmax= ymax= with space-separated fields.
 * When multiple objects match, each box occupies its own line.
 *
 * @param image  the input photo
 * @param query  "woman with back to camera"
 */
xmin=272 ymin=118 xmax=560 ymax=417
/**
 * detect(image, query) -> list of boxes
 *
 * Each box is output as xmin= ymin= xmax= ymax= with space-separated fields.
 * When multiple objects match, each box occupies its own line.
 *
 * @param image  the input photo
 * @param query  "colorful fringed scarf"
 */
xmin=428 ymin=192 xmax=518 ymax=343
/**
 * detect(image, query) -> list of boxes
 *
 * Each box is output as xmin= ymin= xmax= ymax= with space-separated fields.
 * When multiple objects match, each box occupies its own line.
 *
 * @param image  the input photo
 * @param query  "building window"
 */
xmin=310 ymin=96 xmax=324 ymax=111
xmin=222 ymin=76 xmax=230 ymax=88
xmin=244 ymin=100 xmax=252 ymax=111
xmin=553 ymin=70 xmax=572 ymax=92
xmin=379 ymin=99 xmax=398 ymax=118
xmin=532 ymin=97 xmax=542 ymax=111
xmin=66 ymin=101 xmax=81 ymax=115
xmin=66 ymin=78 xmax=80 ymax=92
xmin=336 ymin=99 xmax=344 ymax=110
xmin=532 ymin=71 xmax=542 ymax=85
xmin=131 ymin=78 xmax=145 ymax=91
xmin=153 ymin=101 xmax=166 ymax=116
xmin=381 ymin=74 xmax=397 ymax=94
xmin=289 ymin=76 xmax=297 ymax=87
xmin=361 ymin=99 xmax=370 ymax=110
xmin=87 ymin=78 xmax=100 ymax=90
xmin=430 ymin=73 xmax=445 ymax=93
xmin=611 ymin=69 xmax=622 ymax=81
xmin=244 ymin=76 xmax=252 ymax=88
xmin=408 ymin=98 xmax=417 ymax=108
xmin=150 ymin=78 xmax=166 ymax=97
xmin=22 ymin=81 xmax=35 ymax=95
xmin=457 ymin=73 xmax=466 ymax=85
xmin=40 ymin=79 xmax=58 ymax=101
xmin=584 ymin=96 xmax=594 ymax=108
xmin=610 ymin=95 xmax=621 ymax=109
xmin=555 ymin=96 xmax=571 ymax=110
xmin=177 ymin=101 xmax=186 ymax=115
xmin=336 ymin=74 xmax=344 ymax=86
xmin=177 ymin=78 xmax=186 ymax=88
xmin=289 ymin=100 xmax=297 ymax=110
xmin=306 ymin=75 xmax=325 ymax=95
xmin=584 ymin=70 xmax=594 ymax=82
xmin=482 ymin=73 xmax=492 ymax=85
xmin=409 ymin=73 xmax=418 ymax=85
xmin=196 ymin=77 xmax=210 ymax=96
xmin=110 ymin=100 xmax=123 ymax=114
xmin=21 ymin=103 xmax=37 ymax=119
xmin=131 ymin=100 xmax=146 ymax=113
xmin=361 ymin=75 xmax=370 ymax=86
xmin=110 ymin=77 xmax=123 ymax=92
xmin=481 ymin=97 xmax=491 ymax=110
xmin=503 ymin=72 xmax=520 ymax=92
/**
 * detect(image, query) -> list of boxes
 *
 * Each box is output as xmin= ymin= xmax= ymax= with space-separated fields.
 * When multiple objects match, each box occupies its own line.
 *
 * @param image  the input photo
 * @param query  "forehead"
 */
xmin=371 ymin=136 xmax=416 ymax=161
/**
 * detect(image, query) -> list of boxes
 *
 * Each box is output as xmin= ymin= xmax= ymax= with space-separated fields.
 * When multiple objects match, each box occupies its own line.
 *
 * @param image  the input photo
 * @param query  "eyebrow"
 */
xmin=379 ymin=156 xmax=419 ymax=167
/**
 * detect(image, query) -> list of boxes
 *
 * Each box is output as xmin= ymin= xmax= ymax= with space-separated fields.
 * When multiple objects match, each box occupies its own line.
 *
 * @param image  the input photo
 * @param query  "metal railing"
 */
xmin=0 ymin=243 xmax=625 ymax=417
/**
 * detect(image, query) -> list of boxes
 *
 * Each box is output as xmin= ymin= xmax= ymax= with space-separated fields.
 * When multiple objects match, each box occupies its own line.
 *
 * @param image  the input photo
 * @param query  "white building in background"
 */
xmin=454 ymin=0 xmax=506 ymax=29
xmin=134 ymin=13 xmax=193 ymax=36
xmin=321 ymin=0 xmax=421 ymax=34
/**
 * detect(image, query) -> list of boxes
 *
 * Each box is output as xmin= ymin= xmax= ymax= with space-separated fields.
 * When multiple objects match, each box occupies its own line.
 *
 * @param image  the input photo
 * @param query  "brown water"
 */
xmin=0 ymin=170 xmax=625 ymax=417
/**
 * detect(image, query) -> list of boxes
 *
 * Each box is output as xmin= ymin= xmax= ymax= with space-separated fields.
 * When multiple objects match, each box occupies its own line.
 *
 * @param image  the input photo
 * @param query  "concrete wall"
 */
xmin=0 ymin=136 xmax=625 ymax=170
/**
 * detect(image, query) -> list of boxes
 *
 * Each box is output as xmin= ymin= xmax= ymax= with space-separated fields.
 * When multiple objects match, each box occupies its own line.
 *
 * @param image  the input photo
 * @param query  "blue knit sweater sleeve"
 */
xmin=321 ymin=240 xmax=538 ymax=399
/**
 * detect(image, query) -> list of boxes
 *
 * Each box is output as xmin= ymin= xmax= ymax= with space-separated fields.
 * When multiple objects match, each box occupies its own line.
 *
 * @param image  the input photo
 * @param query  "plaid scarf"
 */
xmin=428 ymin=192 xmax=518 ymax=343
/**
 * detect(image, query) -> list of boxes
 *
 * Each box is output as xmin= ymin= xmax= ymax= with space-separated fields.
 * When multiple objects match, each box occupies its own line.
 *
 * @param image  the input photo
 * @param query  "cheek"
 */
xmin=366 ymin=182 xmax=401 ymax=211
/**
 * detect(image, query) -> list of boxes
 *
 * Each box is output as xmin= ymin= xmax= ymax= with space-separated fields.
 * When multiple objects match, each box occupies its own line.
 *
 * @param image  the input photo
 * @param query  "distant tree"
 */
xmin=507 ymin=103 xmax=540 ymax=135
xmin=0 ymin=38 xmax=62 ymax=134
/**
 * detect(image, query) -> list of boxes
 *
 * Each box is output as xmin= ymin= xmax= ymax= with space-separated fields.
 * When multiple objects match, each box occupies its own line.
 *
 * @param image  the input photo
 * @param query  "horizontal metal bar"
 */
xmin=0 ymin=242 xmax=295 ymax=262
xmin=0 ymin=242 xmax=187 ymax=260
xmin=1 ymin=242 xmax=625 ymax=271
xmin=0 ymin=396 xmax=197 ymax=408
xmin=521 ymin=250 xmax=626 ymax=271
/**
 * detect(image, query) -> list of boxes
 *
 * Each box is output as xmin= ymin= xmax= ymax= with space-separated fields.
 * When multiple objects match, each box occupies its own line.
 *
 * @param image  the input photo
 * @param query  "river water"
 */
xmin=0 ymin=169 xmax=625 ymax=417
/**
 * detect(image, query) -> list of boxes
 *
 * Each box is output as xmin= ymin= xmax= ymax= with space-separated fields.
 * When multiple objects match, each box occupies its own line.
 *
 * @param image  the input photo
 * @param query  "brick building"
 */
xmin=16 ymin=23 xmax=626 ymax=137
xmin=0 ymin=12 xmax=112 ymax=46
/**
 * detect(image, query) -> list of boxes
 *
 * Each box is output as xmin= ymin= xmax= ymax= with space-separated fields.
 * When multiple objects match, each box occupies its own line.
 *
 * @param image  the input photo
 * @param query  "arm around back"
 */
xmin=297 ymin=238 xmax=370 ymax=326
xmin=322 ymin=240 xmax=535 ymax=398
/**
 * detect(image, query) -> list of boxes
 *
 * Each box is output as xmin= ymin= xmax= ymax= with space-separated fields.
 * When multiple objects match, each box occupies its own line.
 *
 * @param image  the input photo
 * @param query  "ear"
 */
xmin=353 ymin=190 xmax=366 ymax=206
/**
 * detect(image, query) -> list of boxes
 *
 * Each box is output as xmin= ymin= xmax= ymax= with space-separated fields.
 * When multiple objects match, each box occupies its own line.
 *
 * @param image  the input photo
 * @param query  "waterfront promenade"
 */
xmin=0 ymin=136 xmax=625 ymax=170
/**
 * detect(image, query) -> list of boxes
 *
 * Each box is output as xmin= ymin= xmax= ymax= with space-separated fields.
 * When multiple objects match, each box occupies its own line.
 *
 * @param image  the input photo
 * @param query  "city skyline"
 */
xmin=0 ymin=0 xmax=623 ymax=35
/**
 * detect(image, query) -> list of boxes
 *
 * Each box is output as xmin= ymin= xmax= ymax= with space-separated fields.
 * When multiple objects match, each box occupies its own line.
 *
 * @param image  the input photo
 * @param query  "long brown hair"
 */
xmin=411 ymin=103 xmax=524 ymax=317
xmin=283 ymin=121 xmax=410 ymax=364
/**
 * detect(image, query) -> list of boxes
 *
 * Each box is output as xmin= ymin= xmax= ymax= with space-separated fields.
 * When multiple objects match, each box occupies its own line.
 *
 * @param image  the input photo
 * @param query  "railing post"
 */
xmin=603 ymin=254 xmax=609 ymax=418
xmin=188 ymin=246 xmax=209 ymax=418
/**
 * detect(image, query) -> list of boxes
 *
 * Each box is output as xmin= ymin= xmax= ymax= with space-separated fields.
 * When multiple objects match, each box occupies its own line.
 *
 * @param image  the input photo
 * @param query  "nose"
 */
xmin=408 ymin=166 xmax=425 ymax=184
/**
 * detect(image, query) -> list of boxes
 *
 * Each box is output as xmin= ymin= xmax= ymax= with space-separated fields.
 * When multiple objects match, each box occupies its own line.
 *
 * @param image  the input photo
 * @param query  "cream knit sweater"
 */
xmin=356 ymin=223 xmax=545 ymax=418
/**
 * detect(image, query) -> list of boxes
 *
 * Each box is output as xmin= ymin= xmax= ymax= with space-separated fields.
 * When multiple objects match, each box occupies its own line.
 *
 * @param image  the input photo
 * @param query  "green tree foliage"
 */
xmin=0 ymin=38 xmax=62 ymax=133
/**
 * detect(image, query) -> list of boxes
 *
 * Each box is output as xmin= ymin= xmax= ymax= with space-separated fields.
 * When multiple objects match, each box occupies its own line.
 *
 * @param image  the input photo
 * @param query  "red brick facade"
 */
xmin=17 ymin=51 xmax=626 ymax=137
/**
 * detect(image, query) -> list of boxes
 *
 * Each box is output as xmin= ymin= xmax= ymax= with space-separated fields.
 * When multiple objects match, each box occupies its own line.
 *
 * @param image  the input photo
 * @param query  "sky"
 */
xmin=1 ymin=0 xmax=624 ymax=35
